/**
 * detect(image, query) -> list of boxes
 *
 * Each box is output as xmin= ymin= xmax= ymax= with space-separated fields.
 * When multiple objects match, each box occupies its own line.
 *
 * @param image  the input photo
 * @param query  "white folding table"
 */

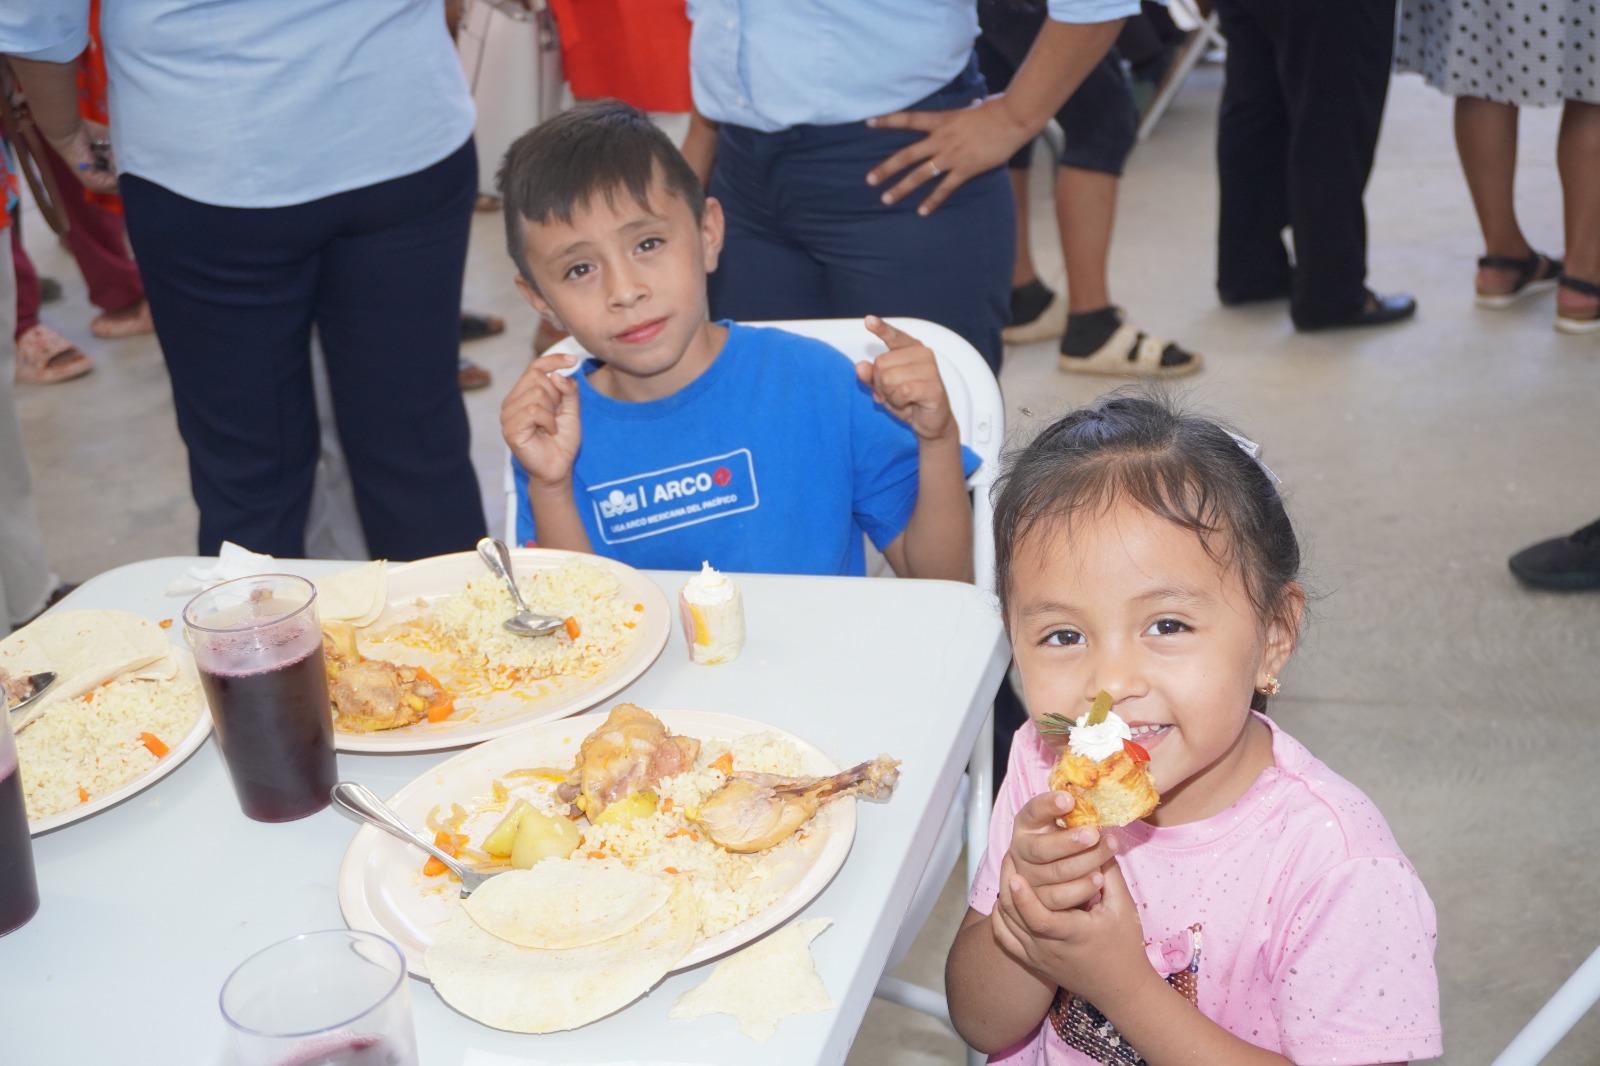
xmin=1 ymin=557 xmax=1008 ymax=1065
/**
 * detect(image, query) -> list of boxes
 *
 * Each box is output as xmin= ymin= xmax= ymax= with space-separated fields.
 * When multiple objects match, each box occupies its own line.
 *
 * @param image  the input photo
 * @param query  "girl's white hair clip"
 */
xmin=1226 ymin=431 xmax=1281 ymax=486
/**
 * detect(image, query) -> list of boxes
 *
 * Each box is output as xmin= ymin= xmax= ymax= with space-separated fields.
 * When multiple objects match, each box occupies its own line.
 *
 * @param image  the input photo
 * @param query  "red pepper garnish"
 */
xmin=1122 ymin=738 xmax=1151 ymax=763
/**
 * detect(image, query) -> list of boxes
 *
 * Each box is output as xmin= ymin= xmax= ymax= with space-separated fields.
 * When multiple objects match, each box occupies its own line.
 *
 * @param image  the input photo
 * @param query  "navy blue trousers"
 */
xmin=707 ymin=61 xmax=1014 ymax=374
xmin=120 ymin=139 xmax=486 ymax=560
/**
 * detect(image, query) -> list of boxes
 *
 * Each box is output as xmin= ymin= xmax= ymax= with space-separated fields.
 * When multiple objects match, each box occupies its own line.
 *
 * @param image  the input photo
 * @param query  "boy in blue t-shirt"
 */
xmin=496 ymin=101 xmax=975 ymax=579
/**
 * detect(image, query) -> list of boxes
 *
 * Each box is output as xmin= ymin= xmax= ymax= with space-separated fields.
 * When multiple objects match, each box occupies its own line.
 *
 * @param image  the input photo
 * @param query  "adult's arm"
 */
xmin=8 ymin=56 xmax=117 ymax=193
xmin=866 ymin=11 xmax=1128 ymax=215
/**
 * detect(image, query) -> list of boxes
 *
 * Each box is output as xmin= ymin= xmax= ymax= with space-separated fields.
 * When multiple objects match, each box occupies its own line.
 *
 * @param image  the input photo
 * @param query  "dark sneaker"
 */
xmin=1508 ymin=517 xmax=1600 ymax=591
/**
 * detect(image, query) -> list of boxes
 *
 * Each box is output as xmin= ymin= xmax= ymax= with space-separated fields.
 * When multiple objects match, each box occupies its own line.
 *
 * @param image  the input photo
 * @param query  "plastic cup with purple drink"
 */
xmin=0 ymin=707 xmax=39 ymax=937
xmin=220 ymin=929 xmax=418 ymax=1066
xmin=183 ymin=574 xmax=336 ymax=822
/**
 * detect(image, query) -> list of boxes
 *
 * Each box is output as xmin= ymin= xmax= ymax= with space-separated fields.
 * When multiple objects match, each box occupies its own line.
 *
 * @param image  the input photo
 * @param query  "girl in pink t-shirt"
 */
xmin=947 ymin=393 xmax=1442 ymax=1065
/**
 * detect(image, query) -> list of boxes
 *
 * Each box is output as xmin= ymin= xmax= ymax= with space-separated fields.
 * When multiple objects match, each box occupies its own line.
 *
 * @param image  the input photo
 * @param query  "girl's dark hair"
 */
xmin=993 ymin=391 xmax=1302 ymax=707
xmin=496 ymin=100 xmax=706 ymax=286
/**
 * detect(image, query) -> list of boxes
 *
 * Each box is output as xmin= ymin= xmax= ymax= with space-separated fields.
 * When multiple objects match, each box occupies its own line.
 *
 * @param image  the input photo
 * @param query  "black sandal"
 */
xmin=1555 ymin=274 xmax=1600 ymax=335
xmin=1475 ymin=252 xmax=1562 ymax=309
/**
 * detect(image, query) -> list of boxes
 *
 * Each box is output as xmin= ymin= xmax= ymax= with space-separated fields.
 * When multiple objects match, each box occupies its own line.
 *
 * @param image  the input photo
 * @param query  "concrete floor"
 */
xmin=13 ymin=68 xmax=1600 ymax=1065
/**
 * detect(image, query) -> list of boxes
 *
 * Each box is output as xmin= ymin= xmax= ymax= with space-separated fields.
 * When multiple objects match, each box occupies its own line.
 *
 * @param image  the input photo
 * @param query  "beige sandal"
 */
xmin=1058 ymin=321 xmax=1203 ymax=379
xmin=15 ymin=324 xmax=94 ymax=384
xmin=89 ymin=300 xmax=155 ymax=339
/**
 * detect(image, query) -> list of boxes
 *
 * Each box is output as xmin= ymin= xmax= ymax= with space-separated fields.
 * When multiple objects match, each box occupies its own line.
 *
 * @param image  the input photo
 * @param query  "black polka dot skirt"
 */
xmin=1396 ymin=0 xmax=1599 ymax=105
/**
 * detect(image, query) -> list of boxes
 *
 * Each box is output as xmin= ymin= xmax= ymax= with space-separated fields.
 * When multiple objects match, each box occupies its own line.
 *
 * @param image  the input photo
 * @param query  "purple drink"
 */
xmin=0 ymin=734 xmax=39 ymax=936
xmin=185 ymin=576 xmax=336 ymax=822
xmin=277 ymin=1035 xmax=399 ymax=1066
xmin=198 ymin=642 xmax=335 ymax=822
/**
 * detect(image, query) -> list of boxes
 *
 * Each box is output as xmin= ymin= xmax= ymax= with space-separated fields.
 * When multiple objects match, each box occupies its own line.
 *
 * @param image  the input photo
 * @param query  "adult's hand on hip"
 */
xmin=865 ymin=95 xmax=1033 ymax=217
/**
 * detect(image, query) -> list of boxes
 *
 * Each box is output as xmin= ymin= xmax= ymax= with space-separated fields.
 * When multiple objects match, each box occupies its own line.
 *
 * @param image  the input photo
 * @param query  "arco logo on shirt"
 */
xmin=587 ymin=450 xmax=759 ymax=545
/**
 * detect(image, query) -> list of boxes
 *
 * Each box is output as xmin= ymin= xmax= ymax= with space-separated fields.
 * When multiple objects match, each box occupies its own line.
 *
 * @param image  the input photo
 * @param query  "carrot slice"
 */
xmin=709 ymin=752 xmax=734 ymax=775
xmin=138 ymin=732 xmax=169 ymax=758
xmin=158 ymin=618 xmax=173 ymax=629
xmin=564 ymin=616 xmax=581 ymax=640
xmin=77 ymin=786 xmax=89 ymax=804
xmin=422 ymin=856 xmax=448 ymax=877
xmin=426 ymin=699 xmax=454 ymax=723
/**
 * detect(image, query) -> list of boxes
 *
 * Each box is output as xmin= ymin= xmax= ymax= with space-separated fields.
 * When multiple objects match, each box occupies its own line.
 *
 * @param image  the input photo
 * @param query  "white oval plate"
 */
xmin=333 ymin=549 xmax=670 ymax=754
xmin=337 ymin=709 xmax=855 ymax=980
xmin=27 ymin=648 xmax=213 ymax=836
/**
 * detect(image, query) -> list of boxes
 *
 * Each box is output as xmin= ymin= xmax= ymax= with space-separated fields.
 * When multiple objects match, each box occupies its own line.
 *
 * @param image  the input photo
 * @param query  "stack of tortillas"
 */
xmin=427 ymin=859 xmax=697 ymax=1033
xmin=0 ymin=610 xmax=175 ymax=732
xmin=314 ymin=562 xmax=388 ymax=627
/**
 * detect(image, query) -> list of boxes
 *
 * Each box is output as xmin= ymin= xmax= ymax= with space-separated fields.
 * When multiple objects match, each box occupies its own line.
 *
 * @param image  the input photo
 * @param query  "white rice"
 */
xmin=436 ymin=732 xmax=819 ymax=938
xmin=412 ymin=562 xmax=640 ymax=683
xmin=16 ymin=675 xmax=202 ymax=821
xmin=573 ymin=733 xmax=813 ymax=938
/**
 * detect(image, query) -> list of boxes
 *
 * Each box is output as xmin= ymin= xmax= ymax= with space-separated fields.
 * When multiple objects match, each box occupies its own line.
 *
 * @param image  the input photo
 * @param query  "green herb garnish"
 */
xmin=1039 ymin=690 xmax=1113 ymax=736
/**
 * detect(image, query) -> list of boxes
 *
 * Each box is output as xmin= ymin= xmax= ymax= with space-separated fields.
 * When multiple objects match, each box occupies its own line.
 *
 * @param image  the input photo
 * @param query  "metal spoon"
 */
xmin=5 ymin=671 xmax=58 ymax=723
xmin=331 ymin=781 xmax=494 ymax=898
xmin=474 ymin=537 xmax=565 ymax=638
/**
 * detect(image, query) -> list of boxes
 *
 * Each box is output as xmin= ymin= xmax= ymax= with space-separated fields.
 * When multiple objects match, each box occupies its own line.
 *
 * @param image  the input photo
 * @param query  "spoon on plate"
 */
xmin=4 ymin=671 xmax=57 ymax=722
xmin=474 ymin=537 xmax=566 ymax=638
xmin=330 ymin=782 xmax=495 ymax=898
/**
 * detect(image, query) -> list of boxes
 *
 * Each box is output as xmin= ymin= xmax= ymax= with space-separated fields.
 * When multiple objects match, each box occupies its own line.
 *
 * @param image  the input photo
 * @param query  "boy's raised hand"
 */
xmin=856 ymin=316 xmax=957 ymax=443
xmin=500 ymin=352 xmax=582 ymax=488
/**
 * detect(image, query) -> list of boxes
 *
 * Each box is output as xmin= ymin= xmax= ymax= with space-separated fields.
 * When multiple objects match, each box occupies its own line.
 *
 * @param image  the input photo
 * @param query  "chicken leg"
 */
xmin=692 ymin=755 xmax=901 ymax=853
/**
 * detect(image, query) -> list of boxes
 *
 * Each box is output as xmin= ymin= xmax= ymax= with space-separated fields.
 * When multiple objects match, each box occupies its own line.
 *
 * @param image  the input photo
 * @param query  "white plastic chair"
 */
xmin=1491 ymin=945 xmax=1600 ymax=1066
xmin=503 ymin=318 xmax=1004 ymax=1058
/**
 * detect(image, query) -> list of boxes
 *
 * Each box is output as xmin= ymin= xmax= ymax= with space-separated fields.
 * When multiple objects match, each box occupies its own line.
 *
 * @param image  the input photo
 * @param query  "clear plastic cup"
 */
xmin=0 ymin=709 xmax=39 ymax=936
xmin=184 ymin=574 xmax=336 ymax=821
xmin=220 ymin=929 xmax=418 ymax=1066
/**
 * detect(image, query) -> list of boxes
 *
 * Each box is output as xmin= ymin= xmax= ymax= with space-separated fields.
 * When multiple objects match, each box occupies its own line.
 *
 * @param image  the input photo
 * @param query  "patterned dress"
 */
xmin=1396 ymin=0 xmax=1600 ymax=105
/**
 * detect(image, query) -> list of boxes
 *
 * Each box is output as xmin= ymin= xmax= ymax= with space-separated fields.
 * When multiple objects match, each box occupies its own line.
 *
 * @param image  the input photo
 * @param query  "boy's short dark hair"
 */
xmin=496 ymin=100 xmax=707 ymax=285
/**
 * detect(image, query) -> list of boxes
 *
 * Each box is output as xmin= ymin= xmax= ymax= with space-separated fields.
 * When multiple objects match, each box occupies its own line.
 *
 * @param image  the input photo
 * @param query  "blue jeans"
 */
xmin=707 ymin=60 xmax=1014 ymax=373
xmin=120 ymin=139 xmax=487 ymax=559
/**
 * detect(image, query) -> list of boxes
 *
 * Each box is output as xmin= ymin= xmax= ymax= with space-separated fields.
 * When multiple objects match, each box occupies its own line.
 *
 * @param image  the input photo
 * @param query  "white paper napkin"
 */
xmin=165 ymin=542 xmax=279 ymax=597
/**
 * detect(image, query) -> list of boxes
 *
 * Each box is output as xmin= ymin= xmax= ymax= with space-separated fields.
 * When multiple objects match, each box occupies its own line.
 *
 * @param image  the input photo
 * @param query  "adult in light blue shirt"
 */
xmin=682 ymin=0 xmax=1134 ymax=373
xmin=3 ymin=1 xmax=488 ymax=561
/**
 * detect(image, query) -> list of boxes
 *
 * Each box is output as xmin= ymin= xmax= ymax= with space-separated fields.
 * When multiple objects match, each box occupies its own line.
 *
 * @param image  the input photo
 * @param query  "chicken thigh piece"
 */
xmin=558 ymin=704 xmax=701 ymax=818
xmin=692 ymin=756 xmax=901 ymax=853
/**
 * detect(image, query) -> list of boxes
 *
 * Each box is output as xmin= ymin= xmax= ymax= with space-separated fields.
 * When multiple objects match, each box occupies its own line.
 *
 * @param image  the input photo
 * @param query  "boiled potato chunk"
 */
xmin=510 ymin=808 xmax=582 ymax=869
xmin=593 ymin=790 xmax=658 ymax=827
xmin=482 ymin=799 xmax=535 ymax=858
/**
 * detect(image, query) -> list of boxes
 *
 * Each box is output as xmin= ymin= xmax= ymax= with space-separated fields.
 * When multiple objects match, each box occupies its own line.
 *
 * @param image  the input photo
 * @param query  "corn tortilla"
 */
xmin=463 ymin=860 xmax=672 ymax=950
xmin=428 ymin=879 xmax=697 ymax=1033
